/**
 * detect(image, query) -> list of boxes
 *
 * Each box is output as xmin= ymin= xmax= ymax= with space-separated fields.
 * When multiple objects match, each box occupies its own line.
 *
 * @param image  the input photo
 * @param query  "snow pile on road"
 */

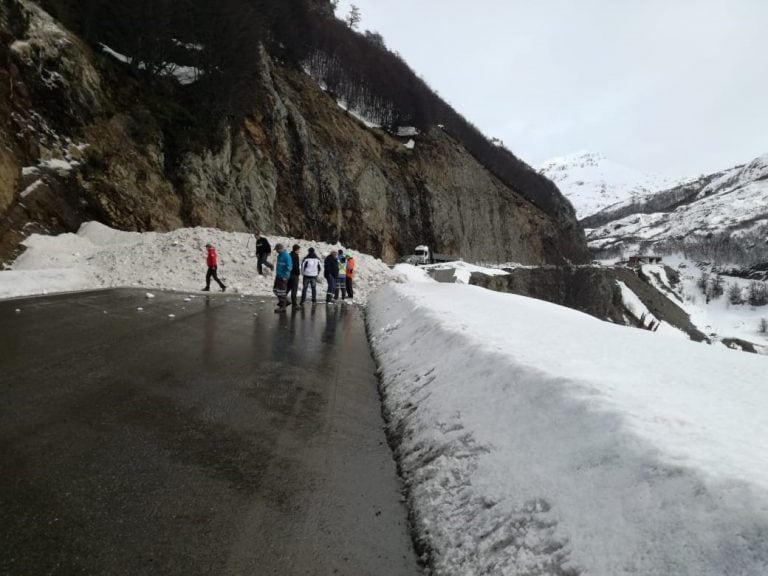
xmin=368 ymin=282 xmax=768 ymax=575
xmin=1 ymin=222 xmax=398 ymax=302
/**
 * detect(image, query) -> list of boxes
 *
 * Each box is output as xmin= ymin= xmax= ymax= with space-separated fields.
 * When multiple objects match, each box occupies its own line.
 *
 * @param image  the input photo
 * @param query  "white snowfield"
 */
xmin=1 ymin=222 xmax=398 ymax=303
xmin=368 ymin=282 xmax=768 ymax=576
xmin=539 ymin=151 xmax=679 ymax=220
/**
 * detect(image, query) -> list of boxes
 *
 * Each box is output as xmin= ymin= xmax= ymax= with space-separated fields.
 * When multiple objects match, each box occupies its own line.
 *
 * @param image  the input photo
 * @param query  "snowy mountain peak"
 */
xmin=539 ymin=151 xmax=679 ymax=219
xmin=539 ymin=150 xmax=606 ymax=171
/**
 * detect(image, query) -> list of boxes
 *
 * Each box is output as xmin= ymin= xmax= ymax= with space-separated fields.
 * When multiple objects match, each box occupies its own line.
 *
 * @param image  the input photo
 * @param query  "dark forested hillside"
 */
xmin=37 ymin=0 xmax=311 ymax=126
xmin=304 ymin=17 xmax=573 ymax=221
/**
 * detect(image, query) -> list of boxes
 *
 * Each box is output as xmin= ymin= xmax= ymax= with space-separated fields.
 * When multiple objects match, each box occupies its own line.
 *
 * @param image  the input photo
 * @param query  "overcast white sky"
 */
xmin=336 ymin=0 xmax=768 ymax=178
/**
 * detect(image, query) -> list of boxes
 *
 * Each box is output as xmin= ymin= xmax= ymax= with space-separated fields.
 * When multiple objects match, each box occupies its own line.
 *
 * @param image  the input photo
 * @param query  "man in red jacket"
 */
xmin=203 ymin=243 xmax=226 ymax=292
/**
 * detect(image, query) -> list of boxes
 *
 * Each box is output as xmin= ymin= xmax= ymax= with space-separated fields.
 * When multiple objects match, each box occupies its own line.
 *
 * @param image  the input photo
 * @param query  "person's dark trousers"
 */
xmin=301 ymin=277 xmax=317 ymax=303
xmin=346 ymin=276 xmax=354 ymax=299
xmin=257 ymin=253 xmax=274 ymax=275
xmin=325 ymin=275 xmax=336 ymax=303
xmin=335 ymin=276 xmax=347 ymax=300
xmin=273 ymin=277 xmax=288 ymax=309
xmin=205 ymin=267 xmax=226 ymax=291
xmin=287 ymin=275 xmax=299 ymax=307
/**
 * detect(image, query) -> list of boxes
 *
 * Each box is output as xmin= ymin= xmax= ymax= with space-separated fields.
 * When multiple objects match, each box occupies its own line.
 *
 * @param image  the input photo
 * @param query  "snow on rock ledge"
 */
xmin=368 ymin=282 xmax=768 ymax=575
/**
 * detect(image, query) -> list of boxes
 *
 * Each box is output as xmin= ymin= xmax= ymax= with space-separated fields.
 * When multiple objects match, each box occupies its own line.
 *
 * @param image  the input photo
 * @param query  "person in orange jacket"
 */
xmin=345 ymin=252 xmax=355 ymax=300
xmin=203 ymin=242 xmax=226 ymax=292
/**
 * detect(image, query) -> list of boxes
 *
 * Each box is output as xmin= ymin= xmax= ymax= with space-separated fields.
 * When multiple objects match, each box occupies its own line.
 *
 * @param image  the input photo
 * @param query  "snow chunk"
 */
xmin=617 ymin=280 xmax=659 ymax=329
xmin=19 ymin=180 xmax=44 ymax=199
xmin=396 ymin=126 xmax=419 ymax=137
xmin=335 ymin=99 xmax=381 ymax=128
xmin=100 ymin=43 xmax=130 ymax=64
xmin=40 ymin=158 xmax=78 ymax=173
xmin=171 ymin=65 xmax=199 ymax=85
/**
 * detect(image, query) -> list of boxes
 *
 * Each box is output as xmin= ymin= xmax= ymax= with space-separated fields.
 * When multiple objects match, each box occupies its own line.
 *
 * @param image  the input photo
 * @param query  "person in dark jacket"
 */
xmin=324 ymin=251 xmax=339 ymax=304
xmin=202 ymin=243 xmax=226 ymax=292
xmin=254 ymin=232 xmax=274 ymax=275
xmin=273 ymin=243 xmax=292 ymax=312
xmin=299 ymin=247 xmax=322 ymax=306
xmin=287 ymin=244 xmax=301 ymax=308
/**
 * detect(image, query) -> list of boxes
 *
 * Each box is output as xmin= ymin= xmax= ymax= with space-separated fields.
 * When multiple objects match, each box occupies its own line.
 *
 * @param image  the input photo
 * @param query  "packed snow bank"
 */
xmin=1 ymin=222 xmax=398 ymax=302
xmin=392 ymin=263 xmax=435 ymax=283
xmin=368 ymin=282 xmax=768 ymax=575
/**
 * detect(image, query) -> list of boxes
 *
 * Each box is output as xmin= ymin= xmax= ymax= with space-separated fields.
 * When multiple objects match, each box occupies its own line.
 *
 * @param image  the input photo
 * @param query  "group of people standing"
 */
xmin=203 ymin=232 xmax=356 ymax=313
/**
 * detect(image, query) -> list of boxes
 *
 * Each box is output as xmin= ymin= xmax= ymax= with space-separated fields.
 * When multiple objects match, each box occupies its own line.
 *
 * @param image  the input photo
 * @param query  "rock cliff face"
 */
xmin=0 ymin=1 xmax=588 ymax=265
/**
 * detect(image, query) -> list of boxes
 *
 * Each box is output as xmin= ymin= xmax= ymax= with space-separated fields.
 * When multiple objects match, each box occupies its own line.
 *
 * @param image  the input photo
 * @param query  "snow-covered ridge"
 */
xmin=1 ymin=222 xmax=398 ymax=302
xmin=587 ymin=152 xmax=768 ymax=264
xmin=369 ymin=282 xmax=768 ymax=575
xmin=698 ymin=153 xmax=768 ymax=200
xmin=539 ymin=151 xmax=680 ymax=219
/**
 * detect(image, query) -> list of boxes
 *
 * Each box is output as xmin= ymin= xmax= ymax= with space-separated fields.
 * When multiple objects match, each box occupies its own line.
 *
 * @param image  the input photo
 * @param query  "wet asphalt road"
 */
xmin=0 ymin=290 xmax=421 ymax=576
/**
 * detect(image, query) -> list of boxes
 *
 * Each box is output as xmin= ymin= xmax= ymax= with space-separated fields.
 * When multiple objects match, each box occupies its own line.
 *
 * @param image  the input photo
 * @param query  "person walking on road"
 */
xmin=202 ymin=243 xmax=226 ymax=292
xmin=345 ymin=252 xmax=355 ymax=300
xmin=288 ymin=244 xmax=301 ymax=309
xmin=299 ymin=247 xmax=322 ymax=306
xmin=335 ymin=250 xmax=347 ymax=300
xmin=273 ymin=243 xmax=292 ymax=312
xmin=324 ymin=251 xmax=339 ymax=304
xmin=255 ymin=232 xmax=274 ymax=275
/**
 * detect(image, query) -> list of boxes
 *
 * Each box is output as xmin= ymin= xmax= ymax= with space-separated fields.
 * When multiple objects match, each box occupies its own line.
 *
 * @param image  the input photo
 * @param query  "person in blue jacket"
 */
xmin=273 ymin=243 xmax=293 ymax=312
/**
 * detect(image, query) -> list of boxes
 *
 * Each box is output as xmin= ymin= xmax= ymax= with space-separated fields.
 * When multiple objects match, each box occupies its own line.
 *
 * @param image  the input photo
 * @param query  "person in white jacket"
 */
xmin=299 ymin=247 xmax=322 ymax=306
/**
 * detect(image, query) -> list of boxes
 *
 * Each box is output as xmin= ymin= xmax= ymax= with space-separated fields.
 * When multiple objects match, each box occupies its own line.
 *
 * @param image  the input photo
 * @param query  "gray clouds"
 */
xmin=335 ymin=0 xmax=768 ymax=177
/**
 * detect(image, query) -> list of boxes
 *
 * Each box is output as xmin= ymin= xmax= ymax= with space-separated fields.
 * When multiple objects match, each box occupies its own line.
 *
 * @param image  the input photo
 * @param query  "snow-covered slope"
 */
xmin=539 ymin=151 xmax=678 ymax=219
xmin=588 ymin=154 xmax=768 ymax=264
xmin=369 ymin=281 xmax=768 ymax=575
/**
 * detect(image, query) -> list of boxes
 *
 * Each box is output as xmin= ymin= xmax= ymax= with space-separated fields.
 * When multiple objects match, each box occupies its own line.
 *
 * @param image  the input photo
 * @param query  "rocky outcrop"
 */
xmin=175 ymin=63 xmax=588 ymax=264
xmin=0 ymin=146 xmax=17 ymax=214
xmin=470 ymin=265 xmax=708 ymax=342
xmin=470 ymin=266 xmax=626 ymax=323
xmin=0 ymin=1 xmax=589 ymax=265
